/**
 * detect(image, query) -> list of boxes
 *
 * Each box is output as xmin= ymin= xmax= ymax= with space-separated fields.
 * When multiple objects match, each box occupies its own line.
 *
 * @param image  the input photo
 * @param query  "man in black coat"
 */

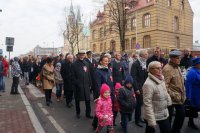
xmin=71 ymin=50 xmax=93 ymax=119
xmin=131 ymin=49 xmax=149 ymax=127
xmin=180 ymin=48 xmax=193 ymax=69
xmin=61 ymin=54 xmax=74 ymax=108
xmin=146 ymin=47 xmax=167 ymax=68
xmin=111 ymin=52 xmax=125 ymax=86
xmin=85 ymin=51 xmax=98 ymax=94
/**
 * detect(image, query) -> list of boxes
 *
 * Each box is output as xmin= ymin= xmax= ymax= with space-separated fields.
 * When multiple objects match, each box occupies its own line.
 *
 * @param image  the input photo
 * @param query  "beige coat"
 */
xmin=143 ymin=73 xmax=172 ymax=126
xmin=162 ymin=62 xmax=186 ymax=104
xmin=42 ymin=64 xmax=55 ymax=90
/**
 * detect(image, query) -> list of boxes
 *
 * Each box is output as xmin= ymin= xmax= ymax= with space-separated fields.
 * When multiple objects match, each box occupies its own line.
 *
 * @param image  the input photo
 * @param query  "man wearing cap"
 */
xmin=85 ymin=51 xmax=98 ymax=94
xmin=71 ymin=50 xmax=93 ymax=119
xmin=180 ymin=48 xmax=193 ymax=69
xmin=163 ymin=50 xmax=186 ymax=133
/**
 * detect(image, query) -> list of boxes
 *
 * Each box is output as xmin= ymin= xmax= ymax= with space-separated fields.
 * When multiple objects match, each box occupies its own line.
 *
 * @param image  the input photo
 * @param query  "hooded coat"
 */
xmin=186 ymin=67 xmax=200 ymax=109
xmin=95 ymin=84 xmax=113 ymax=127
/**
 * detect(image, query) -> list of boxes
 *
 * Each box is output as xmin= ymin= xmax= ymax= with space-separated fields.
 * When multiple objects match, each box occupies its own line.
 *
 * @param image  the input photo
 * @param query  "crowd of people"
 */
xmin=0 ymin=47 xmax=200 ymax=133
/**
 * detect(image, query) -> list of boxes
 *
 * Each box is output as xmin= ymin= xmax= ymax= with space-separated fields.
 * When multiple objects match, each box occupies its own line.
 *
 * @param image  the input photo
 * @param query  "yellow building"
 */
xmin=90 ymin=0 xmax=193 ymax=53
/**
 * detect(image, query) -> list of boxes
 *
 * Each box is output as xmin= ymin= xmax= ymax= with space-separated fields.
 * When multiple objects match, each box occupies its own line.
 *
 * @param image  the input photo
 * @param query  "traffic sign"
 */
xmin=6 ymin=46 xmax=13 ymax=52
xmin=6 ymin=37 xmax=15 ymax=46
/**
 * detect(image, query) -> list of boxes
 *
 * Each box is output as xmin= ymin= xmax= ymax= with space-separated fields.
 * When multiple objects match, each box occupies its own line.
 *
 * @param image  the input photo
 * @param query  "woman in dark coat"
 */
xmin=92 ymin=55 xmax=114 ymax=130
xmin=71 ymin=51 xmax=92 ymax=119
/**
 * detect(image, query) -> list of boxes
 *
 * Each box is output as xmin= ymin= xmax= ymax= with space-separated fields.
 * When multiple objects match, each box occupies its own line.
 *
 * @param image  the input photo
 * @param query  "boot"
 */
xmin=188 ymin=118 xmax=198 ymax=130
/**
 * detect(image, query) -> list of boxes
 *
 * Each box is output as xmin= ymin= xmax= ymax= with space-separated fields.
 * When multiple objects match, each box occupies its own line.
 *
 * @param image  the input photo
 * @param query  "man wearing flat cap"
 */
xmin=71 ymin=50 xmax=93 ymax=119
xmin=163 ymin=50 xmax=186 ymax=133
xmin=85 ymin=50 xmax=98 ymax=95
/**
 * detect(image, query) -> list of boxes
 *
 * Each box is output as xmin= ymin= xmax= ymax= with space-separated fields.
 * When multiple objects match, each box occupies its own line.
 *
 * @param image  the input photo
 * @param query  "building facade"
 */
xmin=90 ymin=0 xmax=193 ymax=53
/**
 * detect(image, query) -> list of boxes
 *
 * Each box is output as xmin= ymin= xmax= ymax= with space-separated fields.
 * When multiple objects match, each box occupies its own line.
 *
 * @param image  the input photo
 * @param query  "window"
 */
xmin=131 ymin=17 xmax=136 ymax=30
xmin=168 ymin=0 xmax=171 ymax=6
xmin=100 ymin=28 xmax=104 ymax=38
xmin=92 ymin=30 xmax=96 ymax=40
xmin=125 ymin=19 xmax=129 ymax=31
xmin=125 ymin=39 xmax=130 ymax=50
xmin=181 ymin=0 xmax=184 ymax=10
xmin=143 ymin=13 xmax=151 ymax=27
xmin=104 ymin=26 xmax=107 ymax=36
xmin=104 ymin=42 xmax=106 ymax=51
xmin=93 ymin=44 xmax=96 ymax=52
xmin=131 ymin=37 xmax=136 ymax=49
xmin=110 ymin=40 xmax=116 ymax=52
xmin=100 ymin=43 xmax=103 ymax=52
xmin=175 ymin=37 xmax=180 ymax=48
xmin=143 ymin=35 xmax=151 ymax=48
xmin=174 ymin=16 xmax=179 ymax=31
xmin=110 ymin=24 xmax=115 ymax=34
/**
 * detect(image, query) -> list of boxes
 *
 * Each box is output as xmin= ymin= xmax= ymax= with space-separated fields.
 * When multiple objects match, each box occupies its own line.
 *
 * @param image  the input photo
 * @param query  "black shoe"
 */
xmin=10 ymin=92 xmax=15 ymax=95
xmin=46 ymin=102 xmax=50 ymax=106
xmin=188 ymin=121 xmax=198 ymax=130
xmin=135 ymin=122 xmax=143 ymax=127
xmin=15 ymin=92 xmax=20 ymax=95
xmin=67 ymin=103 xmax=73 ymax=108
xmin=86 ymin=115 xmax=93 ymax=119
xmin=76 ymin=114 xmax=81 ymax=119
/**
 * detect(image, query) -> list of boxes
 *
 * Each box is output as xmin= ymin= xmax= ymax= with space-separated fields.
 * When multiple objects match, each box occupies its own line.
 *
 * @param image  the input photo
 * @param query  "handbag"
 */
xmin=184 ymin=99 xmax=199 ymax=118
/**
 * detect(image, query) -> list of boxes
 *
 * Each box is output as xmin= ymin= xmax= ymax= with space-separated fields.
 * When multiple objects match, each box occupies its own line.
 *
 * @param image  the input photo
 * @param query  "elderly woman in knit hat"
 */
xmin=186 ymin=57 xmax=200 ymax=130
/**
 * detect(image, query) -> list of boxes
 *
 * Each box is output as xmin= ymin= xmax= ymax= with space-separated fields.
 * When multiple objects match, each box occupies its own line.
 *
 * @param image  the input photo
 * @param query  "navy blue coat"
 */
xmin=94 ymin=66 xmax=114 ymax=100
xmin=186 ymin=67 xmax=200 ymax=109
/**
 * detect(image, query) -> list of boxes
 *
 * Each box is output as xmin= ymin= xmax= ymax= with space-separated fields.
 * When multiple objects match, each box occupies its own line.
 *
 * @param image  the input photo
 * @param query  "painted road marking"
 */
xmin=48 ymin=116 xmax=65 ymax=133
xmin=41 ymin=108 xmax=49 ymax=115
xmin=37 ymin=103 xmax=43 ymax=108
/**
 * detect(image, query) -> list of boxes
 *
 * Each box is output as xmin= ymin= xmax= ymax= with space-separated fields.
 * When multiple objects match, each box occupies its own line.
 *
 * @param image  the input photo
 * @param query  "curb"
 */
xmin=18 ymin=85 xmax=45 ymax=133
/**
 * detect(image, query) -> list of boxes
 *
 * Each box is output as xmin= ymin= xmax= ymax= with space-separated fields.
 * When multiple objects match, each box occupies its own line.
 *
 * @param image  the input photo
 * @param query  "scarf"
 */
xmin=138 ymin=57 xmax=147 ymax=70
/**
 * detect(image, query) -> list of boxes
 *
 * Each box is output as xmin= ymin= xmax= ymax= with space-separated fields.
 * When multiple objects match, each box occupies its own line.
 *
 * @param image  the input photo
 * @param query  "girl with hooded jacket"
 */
xmin=54 ymin=62 xmax=63 ymax=101
xmin=95 ymin=83 xmax=114 ymax=133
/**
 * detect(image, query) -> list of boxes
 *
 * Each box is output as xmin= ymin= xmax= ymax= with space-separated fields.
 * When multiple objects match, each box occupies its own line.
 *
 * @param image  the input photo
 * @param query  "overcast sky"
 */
xmin=0 ymin=0 xmax=199 ymax=57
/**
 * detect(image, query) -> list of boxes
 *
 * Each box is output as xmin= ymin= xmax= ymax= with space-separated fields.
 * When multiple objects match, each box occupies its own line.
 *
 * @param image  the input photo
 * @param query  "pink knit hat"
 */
xmin=100 ymin=83 xmax=110 ymax=99
xmin=115 ymin=83 xmax=122 ymax=90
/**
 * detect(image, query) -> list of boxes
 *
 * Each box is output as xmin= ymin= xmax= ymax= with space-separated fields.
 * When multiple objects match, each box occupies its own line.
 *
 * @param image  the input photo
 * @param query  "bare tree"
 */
xmin=106 ymin=0 xmax=137 ymax=52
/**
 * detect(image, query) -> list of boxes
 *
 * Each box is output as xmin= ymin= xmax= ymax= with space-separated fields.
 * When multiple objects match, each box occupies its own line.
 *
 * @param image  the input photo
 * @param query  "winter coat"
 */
xmin=71 ymin=59 xmax=91 ymax=101
xmin=131 ymin=59 xmax=148 ymax=91
xmin=95 ymin=83 xmax=113 ymax=127
xmin=94 ymin=65 xmax=114 ymax=100
xmin=180 ymin=55 xmax=193 ymax=69
xmin=118 ymin=87 xmax=136 ymax=113
xmin=163 ymin=61 xmax=186 ymax=104
xmin=61 ymin=60 xmax=73 ymax=91
xmin=186 ymin=67 xmax=200 ymax=109
xmin=85 ymin=58 xmax=98 ymax=92
xmin=143 ymin=73 xmax=172 ymax=126
xmin=113 ymin=83 xmax=122 ymax=112
xmin=111 ymin=59 xmax=125 ymax=85
xmin=54 ymin=67 xmax=63 ymax=84
xmin=11 ymin=61 xmax=22 ymax=77
xmin=0 ymin=61 xmax=4 ymax=76
xmin=2 ymin=59 xmax=9 ymax=76
xmin=42 ymin=64 xmax=55 ymax=90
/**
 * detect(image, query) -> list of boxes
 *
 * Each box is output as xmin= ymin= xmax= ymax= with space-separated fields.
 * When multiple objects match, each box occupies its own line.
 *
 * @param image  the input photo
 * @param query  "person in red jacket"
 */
xmin=2 ymin=56 xmax=9 ymax=92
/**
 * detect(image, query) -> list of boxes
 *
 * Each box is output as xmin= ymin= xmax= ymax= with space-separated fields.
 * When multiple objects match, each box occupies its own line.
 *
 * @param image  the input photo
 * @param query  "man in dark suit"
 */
xmin=71 ymin=50 xmax=93 ymax=119
xmin=85 ymin=51 xmax=98 ymax=95
xmin=131 ymin=49 xmax=149 ymax=127
xmin=61 ymin=54 xmax=74 ymax=108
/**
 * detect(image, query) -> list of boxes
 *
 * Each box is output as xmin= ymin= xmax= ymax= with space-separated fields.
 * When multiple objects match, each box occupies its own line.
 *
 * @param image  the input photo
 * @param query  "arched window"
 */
xmin=99 ymin=27 xmax=104 ymax=38
xmin=104 ymin=42 xmax=106 ymax=51
xmin=125 ymin=39 xmax=130 ymax=50
xmin=110 ymin=40 xmax=116 ymax=52
xmin=131 ymin=37 xmax=136 ymax=49
xmin=143 ymin=13 xmax=151 ymax=27
xmin=100 ymin=43 xmax=103 ymax=52
xmin=92 ymin=30 xmax=96 ymax=40
xmin=143 ymin=35 xmax=151 ymax=48
xmin=168 ymin=0 xmax=171 ymax=6
xmin=175 ymin=36 xmax=180 ymax=48
xmin=131 ymin=17 xmax=136 ymax=30
xmin=174 ymin=16 xmax=179 ymax=31
xmin=93 ymin=44 xmax=96 ymax=52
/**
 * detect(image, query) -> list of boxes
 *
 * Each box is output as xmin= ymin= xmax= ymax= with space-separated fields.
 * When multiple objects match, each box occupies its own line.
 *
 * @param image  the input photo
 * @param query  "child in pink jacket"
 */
xmin=95 ymin=83 xmax=114 ymax=133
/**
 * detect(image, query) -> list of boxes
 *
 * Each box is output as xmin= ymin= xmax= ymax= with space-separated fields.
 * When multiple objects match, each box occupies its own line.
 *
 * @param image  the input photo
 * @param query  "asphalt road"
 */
xmin=20 ymin=82 xmax=200 ymax=133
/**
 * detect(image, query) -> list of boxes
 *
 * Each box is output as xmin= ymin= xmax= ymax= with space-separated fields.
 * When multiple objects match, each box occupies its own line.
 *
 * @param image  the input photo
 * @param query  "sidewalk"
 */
xmin=0 ymin=78 xmax=36 ymax=133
